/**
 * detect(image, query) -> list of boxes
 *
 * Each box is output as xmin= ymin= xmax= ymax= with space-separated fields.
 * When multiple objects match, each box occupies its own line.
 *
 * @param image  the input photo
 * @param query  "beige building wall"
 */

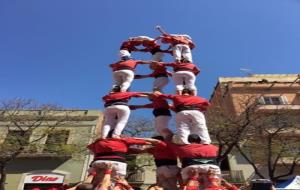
xmin=0 ymin=110 xmax=103 ymax=190
xmin=209 ymin=74 xmax=300 ymax=181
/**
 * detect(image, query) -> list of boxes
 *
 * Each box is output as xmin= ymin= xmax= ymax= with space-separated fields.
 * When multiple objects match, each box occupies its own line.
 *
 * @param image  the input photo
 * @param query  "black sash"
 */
xmin=175 ymin=105 xmax=200 ymax=113
xmin=104 ymin=100 xmax=128 ymax=107
xmin=181 ymin=157 xmax=217 ymax=168
xmin=154 ymin=159 xmax=177 ymax=167
xmin=153 ymin=108 xmax=171 ymax=117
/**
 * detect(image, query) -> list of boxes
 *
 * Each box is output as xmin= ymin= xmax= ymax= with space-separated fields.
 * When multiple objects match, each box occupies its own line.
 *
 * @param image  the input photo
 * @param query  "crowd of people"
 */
xmin=32 ymin=28 xmax=243 ymax=190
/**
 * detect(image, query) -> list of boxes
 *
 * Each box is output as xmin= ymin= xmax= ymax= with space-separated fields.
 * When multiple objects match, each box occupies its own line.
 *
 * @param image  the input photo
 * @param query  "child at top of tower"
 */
xmin=156 ymin=33 xmax=195 ymax=63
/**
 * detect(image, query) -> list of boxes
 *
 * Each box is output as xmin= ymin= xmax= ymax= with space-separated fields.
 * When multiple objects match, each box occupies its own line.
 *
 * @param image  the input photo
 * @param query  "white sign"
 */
xmin=24 ymin=174 xmax=64 ymax=184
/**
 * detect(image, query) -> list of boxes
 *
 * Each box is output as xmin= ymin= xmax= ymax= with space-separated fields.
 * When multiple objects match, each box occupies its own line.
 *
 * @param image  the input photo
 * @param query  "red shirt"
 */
xmin=147 ymin=141 xmax=177 ymax=160
xmin=163 ymin=62 xmax=200 ymax=75
xmin=87 ymin=138 xmax=149 ymax=159
xmin=141 ymin=95 xmax=170 ymax=109
xmin=102 ymin=92 xmax=142 ymax=103
xmin=157 ymin=94 xmax=210 ymax=111
xmin=149 ymin=65 xmax=169 ymax=77
xmin=120 ymin=40 xmax=142 ymax=52
xmin=160 ymin=34 xmax=195 ymax=49
xmin=143 ymin=40 xmax=160 ymax=50
xmin=110 ymin=60 xmax=141 ymax=71
xmin=167 ymin=142 xmax=218 ymax=159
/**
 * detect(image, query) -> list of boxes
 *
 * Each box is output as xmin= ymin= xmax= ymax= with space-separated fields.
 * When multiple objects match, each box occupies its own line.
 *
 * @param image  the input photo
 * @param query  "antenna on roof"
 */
xmin=240 ymin=68 xmax=253 ymax=76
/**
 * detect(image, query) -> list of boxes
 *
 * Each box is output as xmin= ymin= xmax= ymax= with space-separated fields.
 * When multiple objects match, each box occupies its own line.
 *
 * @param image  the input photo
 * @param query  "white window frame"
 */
xmin=258 ymin=96 xmax=288 ymax=105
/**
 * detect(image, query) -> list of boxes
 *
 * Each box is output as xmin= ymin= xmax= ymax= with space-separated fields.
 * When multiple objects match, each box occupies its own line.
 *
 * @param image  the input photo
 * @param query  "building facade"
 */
xmin=0 ymin=109 xmax=103 ymax=190
xmin=208 ymin=74 xmax=300 ymax=182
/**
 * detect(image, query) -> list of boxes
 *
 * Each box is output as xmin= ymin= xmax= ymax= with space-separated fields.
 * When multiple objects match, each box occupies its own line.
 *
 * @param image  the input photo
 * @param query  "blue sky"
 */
xmin=1 ymin=0 xmax=300 ymax=114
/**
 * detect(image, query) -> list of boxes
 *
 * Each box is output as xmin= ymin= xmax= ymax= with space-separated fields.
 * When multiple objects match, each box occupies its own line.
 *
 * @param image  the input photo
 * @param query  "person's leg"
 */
xmin=181 ymin=45 xmax=193 ymax=63
xmin=120 ymin=70 xmax=134 ymax=92
xmin=175 ymin=111 xmax=191 ymax=144
xmin=182 ymin=72 xmax=197 ymax=96
xmin=154 ymin=115 xmax=171 ymax=138
xmin=153 ymin=77 xmax=169 ymax=92
xmin=173 ymin=44 xmax=183 ymax=62
xmin=102 ymin=107 xmax=117 ymax=138
xmin=172 ymin=72 xmax=185 ymax=95
xmin=190 ymin=111 xmax=211 ymax=144
xmin=161 ymin=166 xmax=179 ymax=190
xmin=113 ymin=71 xmax=123 ymax=88
xmin=112 ymin=105 xmax=131 ymax=138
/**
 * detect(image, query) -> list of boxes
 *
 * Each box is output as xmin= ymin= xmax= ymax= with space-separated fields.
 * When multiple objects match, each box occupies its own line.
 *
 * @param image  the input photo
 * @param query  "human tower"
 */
xmin=84 ymin=27 xmax=239 ymax=190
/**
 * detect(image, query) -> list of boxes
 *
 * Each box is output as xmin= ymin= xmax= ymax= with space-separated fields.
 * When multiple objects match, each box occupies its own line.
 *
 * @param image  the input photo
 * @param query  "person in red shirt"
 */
xmin=156 ymin=34 xmax=195 ymax=63
xmin=154 ymin=60 xmax=200 ymax=95
xmin=119 ymin=37 xmax=144 ymax=60
xmin=167 ymin=134 xmax=220 ymax=184
xmin=109 ymin=58 xmax=150 ymax=92
xmin=134 ymin=63 xmax=172 ymax=92
xmin=153 ymin=90 xmax=211 ymax=145
xmin=87 ymin=135 xmax=152 ymax=180
xmin=101 ymin=87 xmax=147 ymax=138
xmin=133 ymin=136 xmax=179 ymax=190
xmin=119 ymin=36 xmax=171 ymax=62
xmin=129 ymin=93 xmax=173 ymax=139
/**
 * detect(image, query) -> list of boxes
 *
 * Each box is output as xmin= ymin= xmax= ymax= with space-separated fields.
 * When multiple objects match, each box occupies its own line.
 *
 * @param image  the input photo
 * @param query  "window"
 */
xmin=258 ymin=96 xmax=288 ymax=105
xmin=44 ymin=130 xmax=70 ymax=153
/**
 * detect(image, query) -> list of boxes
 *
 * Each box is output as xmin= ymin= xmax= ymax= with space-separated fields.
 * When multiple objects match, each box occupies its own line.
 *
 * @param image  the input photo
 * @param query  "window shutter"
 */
xmin=280 ymin=96 xmax=288 ymax=105
xmin=258 ymin=96 xmax=265 ymax=104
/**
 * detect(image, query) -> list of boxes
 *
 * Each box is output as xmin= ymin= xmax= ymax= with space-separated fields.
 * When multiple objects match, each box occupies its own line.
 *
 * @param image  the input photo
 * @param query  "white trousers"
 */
xmin=153 ymin=77 xmax=169 ymax=92
xmin=154 ymin=115 xmax=171 ymax=137
xmin=113 ymin=70 xmax=134 ymax=92
xmin=102 ymin=105 xmax=130 ymax=138
xmin=173 ymin=44 xmax=193 ymax=62
xmin=172 ymin=71 xmax=197 ymax=93
xmin=175 ymin=110 xmax=211 ymax=144
xmin=181 ymin=164 xmax=221 ymax=180
xmin=157 ymin=165 xmax=180 ymax=178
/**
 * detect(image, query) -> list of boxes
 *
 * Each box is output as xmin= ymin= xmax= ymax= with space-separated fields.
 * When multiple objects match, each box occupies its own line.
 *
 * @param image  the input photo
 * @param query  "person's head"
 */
xmin=75 ymin=183 xmax=94 ymax=190
xmin=182 ymin=88 xmax=192 ymax=95
xmin=188 ymin=134 xmax=201 ymax=144
xmin=151 ymin=135 xmax=164 ymax=141
xmin=147 ymin=184 xmax=164 ymax=190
